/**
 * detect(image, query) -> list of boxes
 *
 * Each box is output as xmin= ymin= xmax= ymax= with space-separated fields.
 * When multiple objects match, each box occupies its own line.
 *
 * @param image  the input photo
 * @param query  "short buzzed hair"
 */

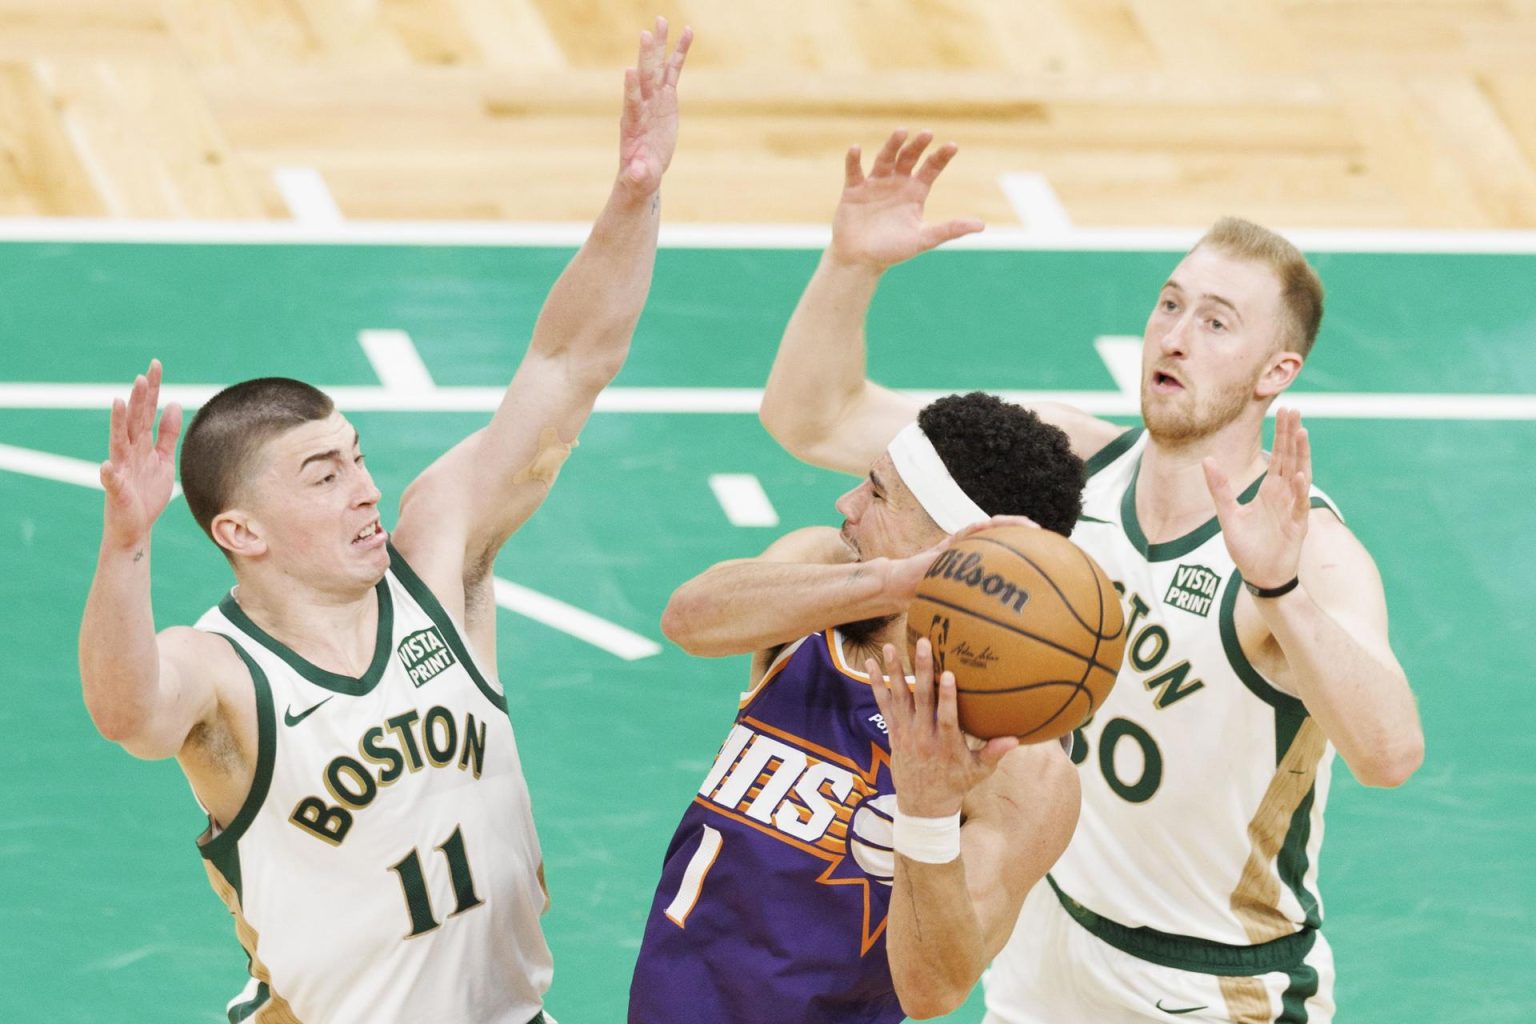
xmin=1194 ymin=217 xmax=1325 ymax=357
xmin=179 ymin=378 xmax=335 ymax=542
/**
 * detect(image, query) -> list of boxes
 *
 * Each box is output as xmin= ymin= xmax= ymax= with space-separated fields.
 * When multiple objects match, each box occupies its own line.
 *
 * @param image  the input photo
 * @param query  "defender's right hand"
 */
xmin=100 ymin=359 xmax=182 ymax=549
xmin=829 ymin=129 xmax=985 ymax=271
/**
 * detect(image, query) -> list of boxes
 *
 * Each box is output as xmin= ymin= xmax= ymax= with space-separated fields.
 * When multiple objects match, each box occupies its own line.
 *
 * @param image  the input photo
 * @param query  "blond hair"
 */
xmin=1194 ymin=217 xmax=1324 ymax=357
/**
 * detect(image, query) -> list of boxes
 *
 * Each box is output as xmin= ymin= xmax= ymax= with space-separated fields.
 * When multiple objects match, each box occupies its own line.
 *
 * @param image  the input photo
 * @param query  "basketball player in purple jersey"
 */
xmin=629 ymin=392 xmax=1086 ymax=1023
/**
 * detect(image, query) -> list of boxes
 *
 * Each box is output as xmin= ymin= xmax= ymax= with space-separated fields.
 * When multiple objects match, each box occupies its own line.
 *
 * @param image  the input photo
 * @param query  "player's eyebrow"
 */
xmin=1164 ymin=279 xmax=1242 ymax=324
xmin=298 ymin=432 xmax=361 ymax=472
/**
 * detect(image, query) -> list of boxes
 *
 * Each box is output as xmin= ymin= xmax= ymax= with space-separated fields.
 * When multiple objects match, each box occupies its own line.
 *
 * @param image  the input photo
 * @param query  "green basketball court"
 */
xmin=2 ymin=231 xmax=1531 ymax=1022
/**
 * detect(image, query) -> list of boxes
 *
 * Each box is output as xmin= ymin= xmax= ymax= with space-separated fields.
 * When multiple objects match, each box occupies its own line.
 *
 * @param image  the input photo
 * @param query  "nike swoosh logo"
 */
xmin=284 ymin=696 xmax=335 ymax=726
xmin=1155 ymin=1000 xmax=1209 ymax=1015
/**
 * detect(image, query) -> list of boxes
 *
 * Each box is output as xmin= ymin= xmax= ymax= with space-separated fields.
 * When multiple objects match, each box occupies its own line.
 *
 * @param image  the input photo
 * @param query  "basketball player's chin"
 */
xmin=838 ymin=614 xmax=899 ymax=652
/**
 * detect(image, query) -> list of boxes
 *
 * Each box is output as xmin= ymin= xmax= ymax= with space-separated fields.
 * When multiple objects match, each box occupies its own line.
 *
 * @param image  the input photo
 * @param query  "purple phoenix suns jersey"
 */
xmin=629 ymin=629 xmax=906 ymax=1024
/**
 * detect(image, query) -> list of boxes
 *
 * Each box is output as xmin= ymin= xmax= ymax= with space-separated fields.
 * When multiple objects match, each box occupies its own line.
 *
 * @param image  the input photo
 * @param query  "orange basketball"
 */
xmin=906 ymin=525 xmax=1126 ymax=743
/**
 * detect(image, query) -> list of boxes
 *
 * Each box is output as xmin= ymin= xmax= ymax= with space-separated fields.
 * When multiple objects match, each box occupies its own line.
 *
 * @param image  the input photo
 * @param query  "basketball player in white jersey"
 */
xmin=76 ymin=21 xmax=690 ymax=1023
xmin=752 ymin=130 xmax=1424 ymax=1023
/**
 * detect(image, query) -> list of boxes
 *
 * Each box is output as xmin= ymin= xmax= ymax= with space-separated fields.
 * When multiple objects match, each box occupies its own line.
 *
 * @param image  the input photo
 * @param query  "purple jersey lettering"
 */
xmin=629 ymin=630 xmax=906 ymax=1024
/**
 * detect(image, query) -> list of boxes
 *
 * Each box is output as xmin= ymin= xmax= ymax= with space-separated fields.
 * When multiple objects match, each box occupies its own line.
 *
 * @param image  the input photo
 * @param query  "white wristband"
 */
xmin=892 ymin=809 xmax=962 ymax=864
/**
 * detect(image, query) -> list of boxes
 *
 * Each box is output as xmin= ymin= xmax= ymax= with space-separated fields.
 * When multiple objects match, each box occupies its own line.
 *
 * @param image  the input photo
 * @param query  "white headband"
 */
xmin=886 ymin=422 xmax=987 ymax=534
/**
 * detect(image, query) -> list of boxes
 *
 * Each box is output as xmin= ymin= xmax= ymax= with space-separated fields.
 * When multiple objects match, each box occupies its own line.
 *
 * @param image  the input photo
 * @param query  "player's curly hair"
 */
xmin=918 ymin=392 xmax=1083 ymax=536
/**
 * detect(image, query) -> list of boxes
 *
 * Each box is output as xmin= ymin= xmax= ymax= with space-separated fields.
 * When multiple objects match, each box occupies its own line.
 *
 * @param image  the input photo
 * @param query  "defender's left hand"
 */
xmin=1203 ymin=408 xmax=1312 ymax=590
xmin=868 ymin=638 xmax=1018 ymax=818
xmin=617 ymin=17 xmax=692 ymax=198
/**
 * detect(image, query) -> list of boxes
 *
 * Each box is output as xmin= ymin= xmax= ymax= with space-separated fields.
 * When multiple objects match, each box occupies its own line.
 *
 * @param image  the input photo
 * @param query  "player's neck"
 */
xmin=1138 ymin=420 xmax=1266 ymax=542
xmin=231 ymin=571 xmax=383 ymax=677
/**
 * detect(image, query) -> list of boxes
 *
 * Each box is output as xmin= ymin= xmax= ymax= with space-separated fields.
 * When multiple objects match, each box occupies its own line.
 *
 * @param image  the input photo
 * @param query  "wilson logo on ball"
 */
xmin=923 ymin=550 xmax=1031 ymax=615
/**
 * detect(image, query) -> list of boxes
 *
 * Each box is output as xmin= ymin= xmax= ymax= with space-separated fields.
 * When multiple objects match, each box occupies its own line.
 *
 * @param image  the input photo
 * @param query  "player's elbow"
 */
xmin=1355 ymin=732 xmax=1424 ymax=789
xmin=758 ymin=399 xmax=822 ymax=464
xmin=660 ymin=587 xmax=723 ymax=656
xmin=895 ymin=976 xmax=972 ymax=1020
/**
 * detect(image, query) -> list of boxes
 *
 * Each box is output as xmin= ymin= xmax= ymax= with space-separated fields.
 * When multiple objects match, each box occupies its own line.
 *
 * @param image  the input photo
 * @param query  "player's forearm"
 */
xmin=79 ymin=538 xmax=166 ymax=743
xmin=661 ymin=559 xmax=904 ymax=657
xmin=887 ymin=857 xmax=987 ymax=1019
xmin=760 ymin=254 xmax=883 ymax=463
xmin=1258 ymin=591 xmax=1423 ymax=787
xmin=527 ymin=184 xmax=661 ymax=389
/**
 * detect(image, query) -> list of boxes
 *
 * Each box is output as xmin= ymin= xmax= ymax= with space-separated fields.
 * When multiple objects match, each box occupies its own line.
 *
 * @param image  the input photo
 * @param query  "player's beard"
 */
xmin=838 ymin=613 xmax=899 ymax=653
xmin=1142 ymin=366 xmax=1258 ymax=445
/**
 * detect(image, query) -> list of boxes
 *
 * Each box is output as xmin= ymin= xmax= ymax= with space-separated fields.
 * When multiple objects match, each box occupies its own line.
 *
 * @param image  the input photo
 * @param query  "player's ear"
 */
xmin=1255 ymin=349 xmax=1303 ymax=399
xmin=212 ymin=508 xmax=267 ymax=559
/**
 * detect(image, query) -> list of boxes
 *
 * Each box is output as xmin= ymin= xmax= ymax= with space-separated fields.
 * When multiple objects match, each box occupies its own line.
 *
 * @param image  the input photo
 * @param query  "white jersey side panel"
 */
xmin=194 ymin=548 xmax=551 ymax=1024
xmin=1050 ymin=429 xmax=1337 ymax=946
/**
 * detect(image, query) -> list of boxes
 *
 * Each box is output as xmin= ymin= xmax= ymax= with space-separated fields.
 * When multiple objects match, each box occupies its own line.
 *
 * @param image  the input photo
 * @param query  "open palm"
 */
xmin=617 ymin=17 xmax=692 ymax=197
xmin=831 ymin=129 xmax=984 ymax=270
xmin=1203 ymin=408 xmax=1311 ymax=590
xmin=100 ymin=360 xmax=182 ymax=548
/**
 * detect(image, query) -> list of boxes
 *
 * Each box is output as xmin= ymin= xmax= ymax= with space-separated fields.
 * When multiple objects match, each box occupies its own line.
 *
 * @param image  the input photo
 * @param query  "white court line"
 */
xmin=1 ymin=382 xmax=1532 ymax=420
xmin=358 ymin=329 xmax=436 ymax=392
xmin=492 ymin=578 xmax=661 ymax=661
xmin=5 ymin=218 xmax=1536 ymax=253
xmin=1093 ymin=336 xmax=1143 ymax=395
xmin=0 ymin=442 xmax=182 ymax=498
xmin=273 ymin=167 xmax=345 ymax=226
xmin=999 ymin=173 xmax=1074 ymax=232
xmin=709 ymin=474 xmax=780 ymax=527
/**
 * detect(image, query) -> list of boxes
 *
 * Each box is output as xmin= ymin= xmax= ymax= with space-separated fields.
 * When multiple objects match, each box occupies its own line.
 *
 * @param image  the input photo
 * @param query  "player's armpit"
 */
xmin=959 ymin=742 xmax=1081 ymax=956
xmin=109 ymin=626 xmax=242 ymax=762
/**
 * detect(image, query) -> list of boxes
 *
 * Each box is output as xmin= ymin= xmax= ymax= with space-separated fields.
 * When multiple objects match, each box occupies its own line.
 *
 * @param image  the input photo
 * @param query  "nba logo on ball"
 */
xmin=907 ymin=526 xmax=1127 ymax=744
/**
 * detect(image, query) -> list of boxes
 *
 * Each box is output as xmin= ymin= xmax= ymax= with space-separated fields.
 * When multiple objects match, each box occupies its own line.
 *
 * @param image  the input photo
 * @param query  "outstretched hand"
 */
xmin=1203 ymin=408 xmax=1311 ymax=591
xmin=617 ymin=17 xmax=692 ymax=198
xmin=868 ymin=638 xmax=1018 ymax=818
xmin=100 ymin=359 xmax=182 ymax=550
xmin=830 ymin=129 xmax=985 ymax=271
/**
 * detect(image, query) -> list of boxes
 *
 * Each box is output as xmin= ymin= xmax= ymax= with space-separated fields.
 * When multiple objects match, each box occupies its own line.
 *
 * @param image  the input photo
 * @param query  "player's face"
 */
xmin=1140 ymin=246 xmax=1286 ymax=444
xmin=239 ymin=412 xmax=389 ymax=590
xmin=835 ymin=454 xmax=945 ymax=562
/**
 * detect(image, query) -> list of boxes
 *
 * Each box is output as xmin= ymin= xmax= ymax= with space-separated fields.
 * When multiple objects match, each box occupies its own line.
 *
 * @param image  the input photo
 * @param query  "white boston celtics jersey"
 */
xmin=1049 ymin=428 xmax=1339 ymax=947
xmin=193 ymin=546 xmax=551 ymax=1024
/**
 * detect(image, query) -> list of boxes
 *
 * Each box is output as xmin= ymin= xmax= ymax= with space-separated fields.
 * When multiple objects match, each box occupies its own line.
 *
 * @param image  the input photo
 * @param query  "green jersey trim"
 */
xmin=1279 ymin=959 xmax=1321 ymax=1022
xmin=228 ymin=982 xmax=270 ymax=1023
xmin=1218 ymin=570 xmax=1308 ymax=718
xmin=198 ymin=636 xmax=277 ymax=877
xmin=1122 ymin=464 xmax=1266 ymax=563
xmin=217 ymin=580 xmax=395 ymax=696
xmin=1047 ymin=875 xmax=1317 ymax=976
xmin=1083 ymin=427 xmax=1143 ymax=478
xmin=386 ymin=543 xmax=507 ymax=713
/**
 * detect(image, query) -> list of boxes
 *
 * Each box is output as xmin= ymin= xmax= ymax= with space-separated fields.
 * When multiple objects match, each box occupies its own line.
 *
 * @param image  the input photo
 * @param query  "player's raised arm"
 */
xmin=393 ymin=18 xmax=692 ymax=615
xmin=759 ymin=131 xmax=981 ymax=475
xmin=79 ymin=362 xmax=235 ymax=759
xmin=866 ymin=640 xmax=1079 ymax=1018
xmin=1204 ymin=410 xmax=1424 ymax=787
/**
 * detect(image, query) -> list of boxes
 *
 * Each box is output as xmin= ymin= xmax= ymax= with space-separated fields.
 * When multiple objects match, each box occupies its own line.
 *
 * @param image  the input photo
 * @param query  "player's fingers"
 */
xmin=636 ymin=30 xmax=658 ymax=99
xmin=156 ymin=402 xmax=184 ymax=459
xmin=911 ymin=637 xmax=937 ymax=722
xmin=124 ymin=374 xmax=149 ymax=444
xmin=844 ymin=145 xmax=865 ymax=188
xmin=934 ymin=670 xmax=962 ymax=738
xmin=914 ymin=142 xmax=960 ymax=186
xmin=108 ymin=397 xmax=128 ymax=461
xmin=870 ymin=129 xmax=907 ymax=177
xmin=665 ymin=25 xmax=693 ymax=87
xmin=893 ymin=130 xmax=933 ymax=177
xmin=922 ymin=218 xmax=986 ymax=249
xmin=622 ymin=67 xmax=642 ymax=116
xmin=1201 ymin=458 xmax=1235 ymax=513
